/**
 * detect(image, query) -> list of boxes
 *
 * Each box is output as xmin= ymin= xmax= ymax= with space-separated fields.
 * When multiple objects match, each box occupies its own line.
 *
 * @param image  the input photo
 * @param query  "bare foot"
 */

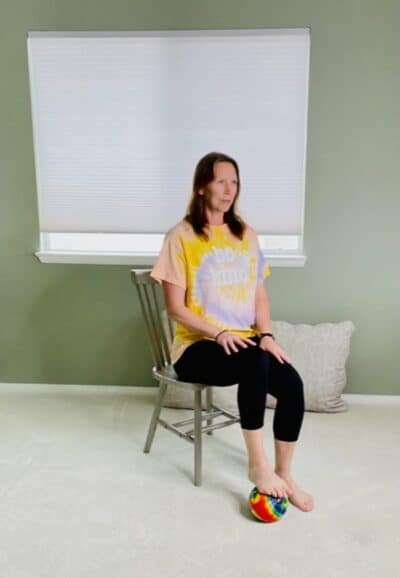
xmin=248 ymin=465 xmax=290 ymax=499
xmin=278 ymin=475 xmax=314 ymax=512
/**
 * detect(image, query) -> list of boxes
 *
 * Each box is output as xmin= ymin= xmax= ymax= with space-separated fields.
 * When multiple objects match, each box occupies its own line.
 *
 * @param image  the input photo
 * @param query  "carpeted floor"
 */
xmin=0 ymin=384 xmax=399 ymax=578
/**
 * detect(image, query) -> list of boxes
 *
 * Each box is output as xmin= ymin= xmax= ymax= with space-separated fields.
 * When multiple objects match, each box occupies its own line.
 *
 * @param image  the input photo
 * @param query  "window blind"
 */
xmin=27 ymin=29 xmax=310 ymax=235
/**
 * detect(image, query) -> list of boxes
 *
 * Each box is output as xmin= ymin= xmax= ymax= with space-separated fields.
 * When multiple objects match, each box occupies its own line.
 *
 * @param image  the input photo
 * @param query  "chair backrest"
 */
xmin=131 ymin=269 xmax=174 ymax=370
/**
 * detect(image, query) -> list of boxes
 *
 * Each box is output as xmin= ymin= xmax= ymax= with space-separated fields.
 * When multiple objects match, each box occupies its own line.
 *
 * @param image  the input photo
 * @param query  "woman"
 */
xmin=151 ymin=152 xmax=314 ymax=512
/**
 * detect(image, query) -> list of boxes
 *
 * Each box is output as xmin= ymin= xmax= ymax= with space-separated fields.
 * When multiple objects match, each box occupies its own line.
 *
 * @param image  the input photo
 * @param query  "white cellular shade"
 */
xmin=27 ymin=30 xmax=310 ymax=235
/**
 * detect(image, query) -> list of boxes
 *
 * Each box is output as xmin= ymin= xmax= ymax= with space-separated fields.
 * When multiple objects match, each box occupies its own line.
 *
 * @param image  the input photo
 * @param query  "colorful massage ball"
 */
xmin=248 ymin=487 xmax=289 ymax=523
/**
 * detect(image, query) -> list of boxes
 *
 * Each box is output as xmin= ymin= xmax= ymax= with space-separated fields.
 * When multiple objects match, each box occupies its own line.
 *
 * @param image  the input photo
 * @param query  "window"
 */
xmin=27 ymin=29 xmax=310 ymax=266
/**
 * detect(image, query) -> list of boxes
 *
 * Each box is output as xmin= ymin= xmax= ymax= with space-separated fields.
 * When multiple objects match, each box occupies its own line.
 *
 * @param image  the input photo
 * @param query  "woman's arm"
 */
xmin=254 ymin=282 xmax=292 ymax=364
xmin=163 ymin=281 xmax=221 ymax=339
xmin=254 ymin=282 xmax=273 ymax=334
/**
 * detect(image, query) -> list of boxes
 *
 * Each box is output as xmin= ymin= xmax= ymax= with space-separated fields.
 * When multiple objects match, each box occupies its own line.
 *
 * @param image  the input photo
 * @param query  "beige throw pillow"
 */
xmin=266 ymin=320 xmax=354 ymax=412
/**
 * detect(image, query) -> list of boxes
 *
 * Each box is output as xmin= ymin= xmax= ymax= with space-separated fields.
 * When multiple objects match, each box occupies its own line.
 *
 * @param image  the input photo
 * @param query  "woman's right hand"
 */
xmin=215 ymin=331 xmax=256 ymax=355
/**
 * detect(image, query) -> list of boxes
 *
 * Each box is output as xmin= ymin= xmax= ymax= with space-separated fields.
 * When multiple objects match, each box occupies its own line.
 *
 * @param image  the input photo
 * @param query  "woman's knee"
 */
xmin=289 ymin=364 xmax=304 ymax=391
xmin=239 ymin=346 xmax=270 ymax=383
xmin=237 ymin=348 xmax=271 ymax=423
xmin=287 ymin=366 xmax=305 ymax=411
xmin=273 ymin=362 xmax=305 ymax=404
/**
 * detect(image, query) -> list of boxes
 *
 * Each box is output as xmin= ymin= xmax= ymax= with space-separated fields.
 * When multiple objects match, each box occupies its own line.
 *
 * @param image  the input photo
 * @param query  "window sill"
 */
xmin=35 ymin=250 xmax=306 ymax=267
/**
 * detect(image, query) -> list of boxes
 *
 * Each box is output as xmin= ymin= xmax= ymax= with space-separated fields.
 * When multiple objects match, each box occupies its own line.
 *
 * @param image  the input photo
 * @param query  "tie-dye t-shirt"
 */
xmin=151 ymin=220 xmax=271 ymax=363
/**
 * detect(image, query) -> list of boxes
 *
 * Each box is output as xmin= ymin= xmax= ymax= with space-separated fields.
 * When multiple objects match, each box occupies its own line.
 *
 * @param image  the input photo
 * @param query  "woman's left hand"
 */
xmin=259 ymin=336 xmax=292 ymax=365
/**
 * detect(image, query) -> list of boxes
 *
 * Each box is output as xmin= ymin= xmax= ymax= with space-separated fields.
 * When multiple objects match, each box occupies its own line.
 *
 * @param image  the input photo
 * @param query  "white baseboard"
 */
xmin=0 ymin=383 xmax=399 ymax=403
xmin=342 ymin=393 xmax=400 ymax=405
xmin=0 ymin=383 xmax=151 ymax=394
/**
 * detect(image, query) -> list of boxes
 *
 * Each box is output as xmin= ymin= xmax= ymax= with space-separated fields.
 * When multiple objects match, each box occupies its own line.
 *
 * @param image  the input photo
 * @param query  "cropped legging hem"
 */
xmin=173 ymin=338 xmax=305 ymax=441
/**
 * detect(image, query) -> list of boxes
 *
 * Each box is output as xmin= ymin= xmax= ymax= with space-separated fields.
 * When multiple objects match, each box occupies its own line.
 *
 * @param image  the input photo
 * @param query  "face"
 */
xmin=200 ymin=161 xmax=238 ymax=214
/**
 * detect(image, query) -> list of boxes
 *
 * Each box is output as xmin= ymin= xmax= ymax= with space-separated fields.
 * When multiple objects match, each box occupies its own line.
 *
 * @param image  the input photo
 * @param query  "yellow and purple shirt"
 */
xmin=151 ymin=220 xmax=271 ymax=363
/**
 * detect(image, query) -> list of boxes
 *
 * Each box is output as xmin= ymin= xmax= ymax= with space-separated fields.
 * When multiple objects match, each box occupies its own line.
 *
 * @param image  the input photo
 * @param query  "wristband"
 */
xmin=260 ymin=332 xmax=275 ymax=341
xmin=215 ymin=329 xmax=228 ymax=341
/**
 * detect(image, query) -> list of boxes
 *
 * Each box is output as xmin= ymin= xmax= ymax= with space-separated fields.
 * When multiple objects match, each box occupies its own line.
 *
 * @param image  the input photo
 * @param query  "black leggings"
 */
xmin=173 ymin=338 xmax=305 ymax=441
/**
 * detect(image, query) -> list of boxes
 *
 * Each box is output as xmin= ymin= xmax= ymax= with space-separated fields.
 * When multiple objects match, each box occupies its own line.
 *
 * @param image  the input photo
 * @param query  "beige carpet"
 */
xmin=0 ymin=384 xmax=399 ymax=578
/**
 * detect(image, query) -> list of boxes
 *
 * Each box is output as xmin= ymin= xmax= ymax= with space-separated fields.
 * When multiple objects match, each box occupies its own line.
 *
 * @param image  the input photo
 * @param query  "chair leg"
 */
xmin=144 ymin=381 xmax=167 ymax=453
xmin=194 ymin=388 xmax=202 ymax=486
xmin=206 ymin=387 xmax=214 ymax=435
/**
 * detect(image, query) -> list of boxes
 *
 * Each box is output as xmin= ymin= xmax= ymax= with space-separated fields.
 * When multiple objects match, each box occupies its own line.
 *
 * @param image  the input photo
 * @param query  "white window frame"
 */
xmin=35 ymin=232 xmax=305 ymax=267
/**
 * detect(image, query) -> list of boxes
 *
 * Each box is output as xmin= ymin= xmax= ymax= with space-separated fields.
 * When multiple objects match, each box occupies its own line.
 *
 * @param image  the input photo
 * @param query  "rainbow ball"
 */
xmin=249 ymin=487 xmax=289 ymax=523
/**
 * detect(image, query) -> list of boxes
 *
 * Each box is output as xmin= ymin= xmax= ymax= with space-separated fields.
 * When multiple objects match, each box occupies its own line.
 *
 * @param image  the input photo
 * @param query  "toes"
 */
xmin=274 ymin=488 xmax=287 ymax=500
xmin=306 ymin=498 xmax=314 ymax=511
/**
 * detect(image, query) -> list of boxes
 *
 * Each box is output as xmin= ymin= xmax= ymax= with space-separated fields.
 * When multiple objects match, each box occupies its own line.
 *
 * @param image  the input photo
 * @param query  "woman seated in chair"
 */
xmin=151 ymin=152 xmax=314 ymax=512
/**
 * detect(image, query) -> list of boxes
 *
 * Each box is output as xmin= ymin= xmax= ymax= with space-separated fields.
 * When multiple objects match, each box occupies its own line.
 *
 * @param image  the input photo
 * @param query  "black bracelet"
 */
xmin=260 ymin=332 xmax=275 ymax=341
xmin=215 ymin=329 xmax=228 ymax=341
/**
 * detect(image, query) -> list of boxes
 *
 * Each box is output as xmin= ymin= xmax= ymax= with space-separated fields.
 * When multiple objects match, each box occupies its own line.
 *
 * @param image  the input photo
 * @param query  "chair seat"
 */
xmin=153 ymin=365 xmax=213 ymax=391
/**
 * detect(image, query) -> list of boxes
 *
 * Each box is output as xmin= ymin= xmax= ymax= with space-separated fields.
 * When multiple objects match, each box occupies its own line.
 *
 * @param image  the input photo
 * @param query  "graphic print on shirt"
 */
xmin=194 ymin=245 xmax=257 ymax=328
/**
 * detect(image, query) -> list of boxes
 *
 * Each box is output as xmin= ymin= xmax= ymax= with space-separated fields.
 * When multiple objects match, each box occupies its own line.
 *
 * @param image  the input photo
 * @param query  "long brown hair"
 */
xmin=184 ymin=152 xmax=246 ymax=240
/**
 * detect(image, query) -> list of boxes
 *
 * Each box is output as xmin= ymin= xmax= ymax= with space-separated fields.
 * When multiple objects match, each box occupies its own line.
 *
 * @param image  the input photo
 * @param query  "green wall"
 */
xmin=0 ymin=0 xmax=399 ymax=393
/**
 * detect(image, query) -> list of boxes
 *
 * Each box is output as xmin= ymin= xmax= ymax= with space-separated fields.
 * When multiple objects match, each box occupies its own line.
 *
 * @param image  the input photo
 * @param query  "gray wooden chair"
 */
xmin=131 ymin=269 xmax=240 ymax=486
